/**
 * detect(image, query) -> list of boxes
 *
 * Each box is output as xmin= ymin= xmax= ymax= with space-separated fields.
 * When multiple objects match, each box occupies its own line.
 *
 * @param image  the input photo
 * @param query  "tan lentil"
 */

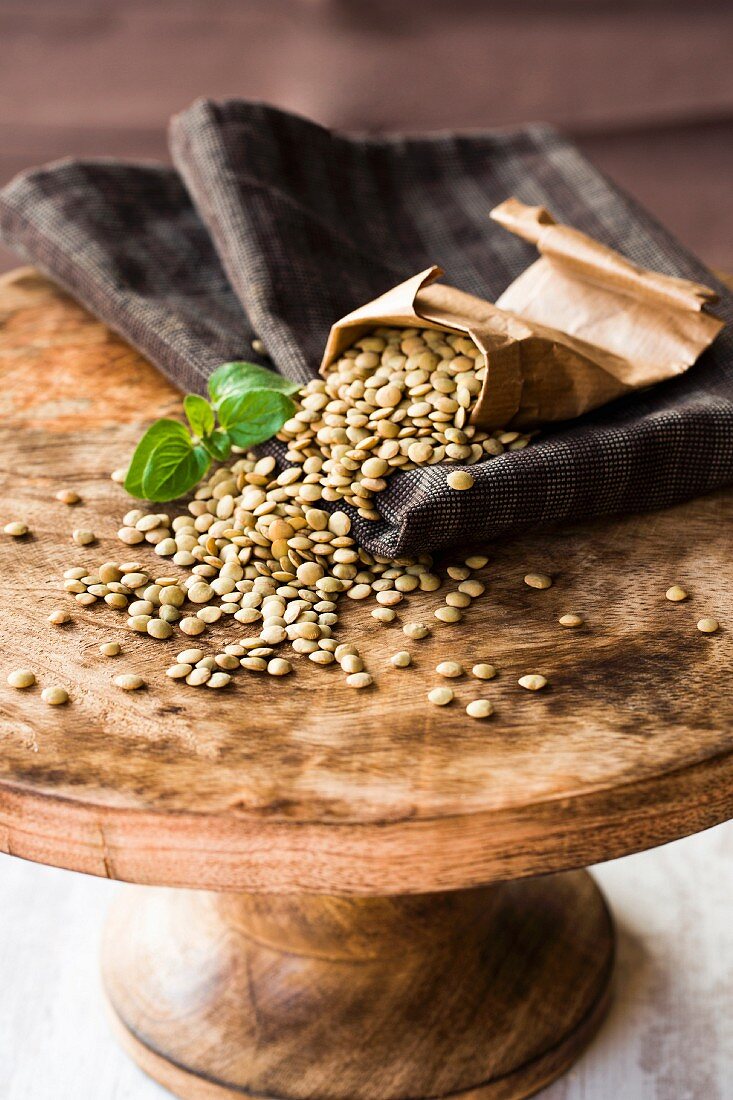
xmin=7 ymin=669 xmax=35 ymax=689
xmin=403 ymin=622 xmax=430 ymax=640
xmin=179 ymin=617 xmax=206 ymax=637
xmin=72 ymin=529 xmax=96 ymax=546
xmin=518 ymin=674 xmax=548 ymax=691
xmin=346 ymin=671 xmax=373 ymax=688
xmin=390 ymin=651 xmax=411 ymax=668
xmin=42 ymin=686 xmax=69 ymax=705
xmin=447 ymin=470 xmax=474 ymax=491
xmin=436 ymin=660 xmax=463 ymax=678
xmin=524 ymin=573 xmax=552 ymax=590
xmin=434 ymin=606 xmax=462 ymax=623
xmin=4 ymin=522 xmax=28 ymax=537
xmin=48 ymin=609 xmax=72 ymax=625
xmin=466 ymin=699 xmax=493 ymax=719
xmin=427 ymin=686 xmax=453 ymax=706
xmin=268 ymin=658 xmax=293 ymax=676
xmin=207 ymin=672 xmax=232 ymax=688
xmin=558 ymin=613 xmax=584 ymax=628
xmin=166 ymin=663 xmax=192 ymax=679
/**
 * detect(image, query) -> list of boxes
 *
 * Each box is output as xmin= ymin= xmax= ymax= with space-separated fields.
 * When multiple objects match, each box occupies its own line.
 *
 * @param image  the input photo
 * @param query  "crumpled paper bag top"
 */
xmin=321 ymin=199 xmax=724 ymax=430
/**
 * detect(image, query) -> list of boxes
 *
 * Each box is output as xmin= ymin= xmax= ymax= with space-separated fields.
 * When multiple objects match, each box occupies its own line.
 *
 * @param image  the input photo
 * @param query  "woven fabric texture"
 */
xmin=1 ymin=99 xmax=731 ymax=556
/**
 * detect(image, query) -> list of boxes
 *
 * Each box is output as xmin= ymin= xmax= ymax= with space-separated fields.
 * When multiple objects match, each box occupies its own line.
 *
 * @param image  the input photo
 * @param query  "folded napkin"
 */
xmin=1 ymin=99 xmax=731 ymax=557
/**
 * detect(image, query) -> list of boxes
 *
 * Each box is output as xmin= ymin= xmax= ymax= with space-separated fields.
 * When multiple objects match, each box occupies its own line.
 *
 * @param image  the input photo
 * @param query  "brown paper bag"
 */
xmin=320 ymin=199 xmax=724 ymax=430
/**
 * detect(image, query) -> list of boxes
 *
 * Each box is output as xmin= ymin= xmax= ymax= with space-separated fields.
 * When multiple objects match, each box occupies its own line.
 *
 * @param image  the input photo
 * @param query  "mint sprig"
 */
xmin=124 ymin=361 xmax=298 ymax=502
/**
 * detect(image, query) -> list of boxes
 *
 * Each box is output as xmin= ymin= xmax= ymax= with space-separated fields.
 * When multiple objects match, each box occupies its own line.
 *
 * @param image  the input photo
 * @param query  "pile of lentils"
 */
xmin=4 ymin=326 xmax=720 ymax=713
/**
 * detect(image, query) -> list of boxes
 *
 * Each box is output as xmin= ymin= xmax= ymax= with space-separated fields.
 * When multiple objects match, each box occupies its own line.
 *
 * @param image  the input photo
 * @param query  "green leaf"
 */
xmin=223 ymin=390 xmax=296 ymax=449
xmin=141 ymin=438 xmax=210 ymax=502
xmin=184 ymin=394 xmax=215 ymax=438
xmin=208 ymin=361 xmax=299 ymax=405
xmin=124 ymin=419 xmax=191 ymax=498
xmin=202 ymin=429 xmax=232 ymax=462
xmin=123 ymin=418 xmax=210 ymax=502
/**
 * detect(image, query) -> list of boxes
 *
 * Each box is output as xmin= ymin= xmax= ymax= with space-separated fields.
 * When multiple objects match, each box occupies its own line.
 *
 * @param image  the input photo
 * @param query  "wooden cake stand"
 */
xmin=1 ymin=269 xmax=731 ymax=1100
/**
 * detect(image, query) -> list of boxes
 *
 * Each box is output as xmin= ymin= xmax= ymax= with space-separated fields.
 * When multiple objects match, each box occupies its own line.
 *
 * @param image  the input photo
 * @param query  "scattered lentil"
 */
xmin=403 ymin=622 xmax=430 ymax=640
xmin=207 ymin=672 xmax=232 ymax=689
xmin=42 ymin=686 xmax=69 ymax=706
xmin=465 ymin=555 xmax=488 ymax=570
xmin=518 ymin=674 xmax=548 ymax=691
xmin=447 ymin=470 xmax=474 ymax=491
xmin=115 ymin=674 xmax=144 ymax=691
xmin=177 ymin=648 xmax=205 ymax=664
xmin=436 ymin=660 xmax=463 ymax=678
xmin=55 ymin=489 xmax=81 ymax=505
xmin=48 ymin=609 xmax=71 ymax=625
xmin=147 ymin=618 xmax=173 ymax=640
xmin=186 ymin=667 xmax=210 ymax=686
xmin=558 ymin=613 xmax=584 ymax=628
xmin=346 ymin=671 xmax=373 ymax=688
xmin=524 ymin=573 xmax=552 ymax=590
xmin=466 ymin=699 xmax=493 ymax=719
xmin=428 ymin=686 xmax=453 ymax=706
xmin=4 ymin=522 xmax=28 ymax=537
xmin=472 ymin=663 xmax=496 ymax=680
xmin=390 ymin=651 xmax=411 ymax=668
xmin=7 ymin=669 xmax=35 ymax=689
xmin=434 ymin=606 xmax=462 ymax=623
xmin=697 ymin=617 xmax=720 ymax=634
xmin=179 ymin=617 xmax=206 ymax=637
xmin=166 ymin=663 xmax=192 ymax=679
xmin=99 ymin=641 xmax=121 ymax=657
xmin=72 ymin=529 xmax=96 ymax=546
xmin=666 ymin=586 xmax=688 ymax=602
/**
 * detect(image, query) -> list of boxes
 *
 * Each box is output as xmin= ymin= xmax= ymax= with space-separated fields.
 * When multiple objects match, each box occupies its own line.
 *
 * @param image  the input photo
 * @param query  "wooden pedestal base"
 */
xmin=102 ymin=871 xmax=614 ymax=1100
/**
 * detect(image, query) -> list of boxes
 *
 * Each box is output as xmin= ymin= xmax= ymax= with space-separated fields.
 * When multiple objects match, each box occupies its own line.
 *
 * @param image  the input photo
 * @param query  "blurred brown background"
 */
xmin=1 ymin=0 xmax=731 ymax=272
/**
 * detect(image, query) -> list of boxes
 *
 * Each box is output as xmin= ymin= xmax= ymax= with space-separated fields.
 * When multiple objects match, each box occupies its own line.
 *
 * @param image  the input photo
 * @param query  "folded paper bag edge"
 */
xmin=318 ymin=201 xmax=726 ymax=435
xmin=491 ymin=197 xmax=721 ymax=315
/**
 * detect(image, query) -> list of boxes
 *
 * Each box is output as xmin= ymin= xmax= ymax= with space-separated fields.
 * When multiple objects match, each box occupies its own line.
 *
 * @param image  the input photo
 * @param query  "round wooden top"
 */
xmin=0 ymin=268 xmax=731 ymax=895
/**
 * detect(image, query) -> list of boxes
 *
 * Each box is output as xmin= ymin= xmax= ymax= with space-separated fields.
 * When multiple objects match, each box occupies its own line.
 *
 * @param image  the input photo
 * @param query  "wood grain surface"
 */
xmin=0 ymin=267 xmax=732 ymax=894
xmin=102 ymin=873 xmax=613 ymax=1100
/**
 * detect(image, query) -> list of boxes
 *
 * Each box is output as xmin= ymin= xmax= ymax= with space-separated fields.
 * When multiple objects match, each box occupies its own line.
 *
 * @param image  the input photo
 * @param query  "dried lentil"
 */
xmin=42 ymin=686 xmax=69 ymax=705
xmin=518 ymin=674 xmax=548 ymax=691
xmin=390 ymin=651 xmax=411 ymax=668
xmin=524 ymin=573 xmax=552 ymax=590
xmin=7 ymin=669 xmax=35 ymax=689
xmin=466 ymin=699 xmax=493 ymax=719
xmin=115 ymin=674 xmax=144 ymax=691
xmin=4 ymin=522 xmax=28 ymax=537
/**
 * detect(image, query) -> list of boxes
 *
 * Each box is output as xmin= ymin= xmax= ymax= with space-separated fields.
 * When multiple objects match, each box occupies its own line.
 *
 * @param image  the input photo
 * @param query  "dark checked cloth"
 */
xmin=1 ymin=99 xmax=732 ymax=557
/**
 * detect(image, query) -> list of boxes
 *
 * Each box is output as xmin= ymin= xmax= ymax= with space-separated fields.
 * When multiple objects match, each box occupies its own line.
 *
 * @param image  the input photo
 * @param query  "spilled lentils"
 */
xmin=278 ymin=325 xmax=530 ymax=518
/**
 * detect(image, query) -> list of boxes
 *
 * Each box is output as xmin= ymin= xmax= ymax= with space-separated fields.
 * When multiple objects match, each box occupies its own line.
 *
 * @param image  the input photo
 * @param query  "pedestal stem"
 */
xmin=103 ymin=871 xmax=614 ymax=1100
